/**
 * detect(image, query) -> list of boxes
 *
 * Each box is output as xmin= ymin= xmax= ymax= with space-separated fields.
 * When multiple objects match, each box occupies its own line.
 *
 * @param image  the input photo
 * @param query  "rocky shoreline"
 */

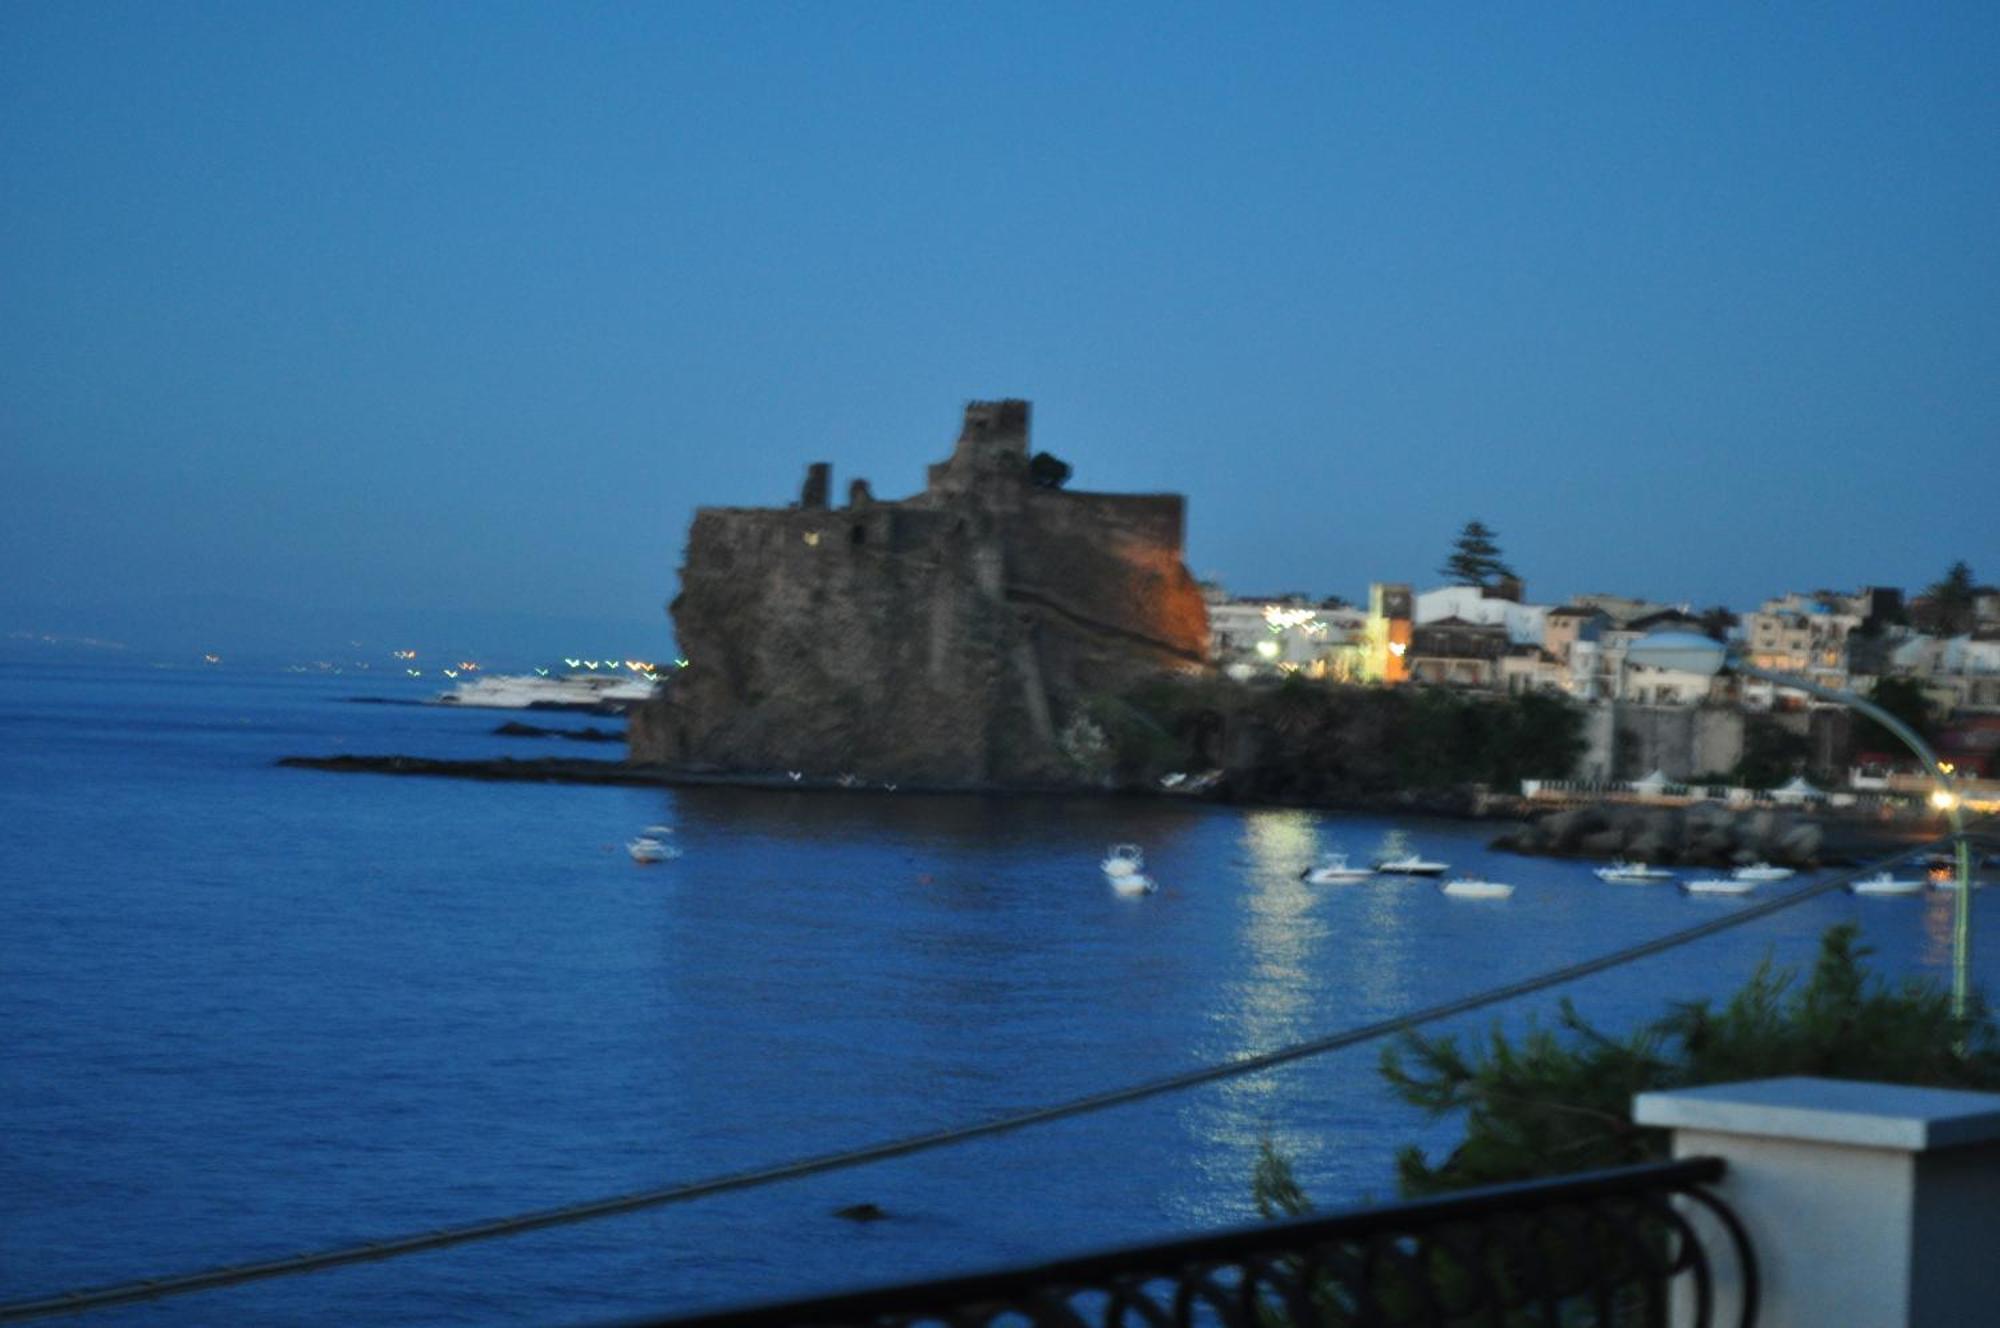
xmin=1491 ymin=800 xmax=1937 ymax=868
xmin=275 ymin=754 xmax=1944 ymax=868
xmin=276 ymin=754 xmax=1119 ymax=796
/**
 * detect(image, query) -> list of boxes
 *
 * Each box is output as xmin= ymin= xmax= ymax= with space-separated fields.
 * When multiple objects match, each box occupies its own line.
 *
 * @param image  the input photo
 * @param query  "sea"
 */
xmin=1 ymin=659 xmax=1988 ymax=1326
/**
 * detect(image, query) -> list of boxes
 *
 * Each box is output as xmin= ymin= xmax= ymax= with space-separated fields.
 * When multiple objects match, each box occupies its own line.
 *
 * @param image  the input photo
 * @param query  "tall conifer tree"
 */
xmin=1440 ymin=520 xmax=1514 ymax=587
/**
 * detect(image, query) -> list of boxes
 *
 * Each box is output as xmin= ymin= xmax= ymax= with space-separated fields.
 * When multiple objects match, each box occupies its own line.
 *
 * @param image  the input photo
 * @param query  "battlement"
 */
xmin=958 ymin=399 xmax=1030 ymax=449
xmin=928 ymin=398 xmax=1032 ymax=497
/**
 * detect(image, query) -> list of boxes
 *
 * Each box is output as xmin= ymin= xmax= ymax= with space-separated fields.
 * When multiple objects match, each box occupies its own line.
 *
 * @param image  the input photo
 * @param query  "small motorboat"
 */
xmin=1849 ymin=872 xmax=1924 ymax=897
xmin=1102 ymin=845 xmax=1157 ymax=895
xmin=1370 ymin=830 xmax=1444 ymax=876
xmin=1302 ymin=852 xmax=1374 ymax=885
xmin=1929 ymin=874 xmax=1983 ymax=892
xmin=1684 ymin=877 xmax=1756 ymax=896
xmin=1731 ymin=862 xmax=1795 ymax=883
xmin=1441 ymin=877 xmax=1514 ymax=899
xmin=627 ymin=836 xmax=681 ymax=864
xmin=1594 ymin=861 xmax=1676 ymax=884
xmin=1376 ymin=854 xmax=1450 ymax=877
xmin=1102 ymin=844 xmax=1145 ymax=879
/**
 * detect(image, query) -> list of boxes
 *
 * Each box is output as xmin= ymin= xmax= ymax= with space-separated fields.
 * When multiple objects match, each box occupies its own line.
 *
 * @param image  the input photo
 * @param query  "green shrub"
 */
xmin=1255 ymin=924 xmax=2000 ymax=1212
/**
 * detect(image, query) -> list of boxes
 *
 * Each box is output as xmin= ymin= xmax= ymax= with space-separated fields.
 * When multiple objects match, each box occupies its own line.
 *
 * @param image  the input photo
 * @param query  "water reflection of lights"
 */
xmin=1192 ymin=812 xmax=1330 ymax=1161
xmin=1175 ymin=811 xmax=1429 ymax=1219
xmin=1922 ymin=887 xmax=1956 ymax=970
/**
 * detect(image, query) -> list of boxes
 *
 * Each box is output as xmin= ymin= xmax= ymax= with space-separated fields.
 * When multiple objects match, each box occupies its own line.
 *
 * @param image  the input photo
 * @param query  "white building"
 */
xmin=1887 ymin=633 xmax=2000 ymax=715
xmin=1205 ymin=588 xmax=1364 ymax=681
xmin=1414 ymin=584 xmax=1549 ymax=646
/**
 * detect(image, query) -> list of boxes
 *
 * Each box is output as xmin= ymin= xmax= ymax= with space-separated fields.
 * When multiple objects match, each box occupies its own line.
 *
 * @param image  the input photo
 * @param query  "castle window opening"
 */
xmin=803 ymin=530 xmax=820 ymax=547
xmin=851 ymin=524 xmax=866 ymax=546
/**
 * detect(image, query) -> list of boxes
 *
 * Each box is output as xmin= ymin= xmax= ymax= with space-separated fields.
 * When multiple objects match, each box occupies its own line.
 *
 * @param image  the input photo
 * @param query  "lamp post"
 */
xmin=1626 ymin=632 xmax=1974 ymax=1019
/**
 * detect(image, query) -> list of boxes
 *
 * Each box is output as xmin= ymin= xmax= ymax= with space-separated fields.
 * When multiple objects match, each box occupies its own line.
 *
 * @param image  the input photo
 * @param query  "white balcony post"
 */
xmin=1634 ymin=1077 xmax=2000 ymax=1328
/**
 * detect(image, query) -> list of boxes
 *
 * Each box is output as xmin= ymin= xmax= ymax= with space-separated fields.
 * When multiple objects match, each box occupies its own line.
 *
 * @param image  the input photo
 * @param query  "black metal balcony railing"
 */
xmin=625 ymin=1157 xmax=1756 ymax=1328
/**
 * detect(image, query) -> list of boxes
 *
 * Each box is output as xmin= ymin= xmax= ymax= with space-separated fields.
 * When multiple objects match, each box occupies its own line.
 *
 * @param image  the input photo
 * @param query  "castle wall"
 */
xmin=631 ymin=403 xmax=1209 ymax=784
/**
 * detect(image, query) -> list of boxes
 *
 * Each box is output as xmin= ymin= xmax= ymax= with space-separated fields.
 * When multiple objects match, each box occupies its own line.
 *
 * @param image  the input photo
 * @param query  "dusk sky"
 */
xmin=4 ymin=4 xmax=1996 ymax=663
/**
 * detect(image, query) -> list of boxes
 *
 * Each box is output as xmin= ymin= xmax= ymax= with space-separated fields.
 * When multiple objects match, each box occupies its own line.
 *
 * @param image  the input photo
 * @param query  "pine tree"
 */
xmin=1923 ymin=561 xmax=1977 ymax=635
xmin=1440 ymin=520 xmax=1515 ymax=587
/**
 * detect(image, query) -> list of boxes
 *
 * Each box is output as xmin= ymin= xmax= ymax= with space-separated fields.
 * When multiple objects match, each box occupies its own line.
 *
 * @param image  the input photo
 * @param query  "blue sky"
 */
xmin=4 ymin=3 xmax=1995 ymax=662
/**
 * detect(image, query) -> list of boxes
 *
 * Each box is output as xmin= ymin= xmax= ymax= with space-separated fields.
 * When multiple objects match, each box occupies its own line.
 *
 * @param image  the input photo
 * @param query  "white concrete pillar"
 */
xmin=1633 ymin=1077 xmax=2000 ymax=1328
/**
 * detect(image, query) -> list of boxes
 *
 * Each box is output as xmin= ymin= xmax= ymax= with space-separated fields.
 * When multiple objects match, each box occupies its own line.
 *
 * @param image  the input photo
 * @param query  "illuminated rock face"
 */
xmin=629 ymin=401 xmax=1209 ymax=784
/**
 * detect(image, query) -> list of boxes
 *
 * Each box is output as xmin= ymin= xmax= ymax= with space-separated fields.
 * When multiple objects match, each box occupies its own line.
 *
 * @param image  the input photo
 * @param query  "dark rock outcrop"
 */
xmin=1493 ymin=801 xmax=1844 ymax=867
xmin=629 ymin=400 xmax=1210 ymax=785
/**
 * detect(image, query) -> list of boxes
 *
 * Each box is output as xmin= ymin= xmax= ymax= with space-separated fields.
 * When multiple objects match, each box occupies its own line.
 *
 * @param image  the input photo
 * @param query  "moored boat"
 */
xmin=1441 ymin=877 xmax=1514 ymax=899
xmin=1849 ymin=872 xmax=1923 ymax=897
xmin=1731 ymin=862 xmax=1795 ymax=883
xmin=1376 ymin=853 xmax=1450 ymax=877
xmin=1684 ymin=877 xmax=1756 ymax=896
xmin=1371 ymin=830 xmax=1446 ymax=876
xmin=439 ymin=672 xmax=655 ymax=712
xmin=627 ymin=835 xmax=680 ymax=863
xmin=1102 ymin=844 xmax=1145 ymax=879
xmin=1302 ymin=852 xmax=1374 ymax=885
xmin=1594 ymin=861 xmax=1676 ymax=884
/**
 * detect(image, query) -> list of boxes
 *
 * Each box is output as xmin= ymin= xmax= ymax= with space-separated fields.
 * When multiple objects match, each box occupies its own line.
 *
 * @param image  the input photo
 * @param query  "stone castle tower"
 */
xmin=629 ymin=400 xmax=1209 ymax=784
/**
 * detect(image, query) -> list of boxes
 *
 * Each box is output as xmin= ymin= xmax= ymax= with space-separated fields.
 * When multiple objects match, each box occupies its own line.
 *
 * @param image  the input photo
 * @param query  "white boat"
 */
xmin=1302 ymin=852 xmax=1374 ymax=885
xmin=627 ymin=836 xmax=681 ymax=863
xmin=1929 ymin=875 xmax=1984 ymax=892
xmin=1849 ymin=872 xmax=1924 ymax=897
xmin=1441 ymin=877 xmax=1514 ymax=899
xmin=1109 ymin=871 xmax=1158 ymax=896
xmin=1377 ymin=854 xmax=1450 ymax=877
xmin=440 ymin=672 xmax=655 ymax=712
xmin=1102 ymin=844 xmax=1145 ymax=878
xmin=1684 ymin=877 xmax=1757 ymax=896
xmin=1595 ymin=861 xmax=1676 ymax=884
xmin=1731 ymin=862 xmax=1795 ymax=883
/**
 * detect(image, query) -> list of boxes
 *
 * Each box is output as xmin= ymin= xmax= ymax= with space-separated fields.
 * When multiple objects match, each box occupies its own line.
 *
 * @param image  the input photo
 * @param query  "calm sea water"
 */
xmin=1 ymin=661 xmax=1988 ymax=1326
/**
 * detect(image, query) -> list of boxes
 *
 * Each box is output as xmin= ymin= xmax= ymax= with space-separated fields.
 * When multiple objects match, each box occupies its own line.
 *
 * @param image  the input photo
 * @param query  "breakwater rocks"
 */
xmin=492 ymin=721 xmax=623 ymax=742
xmin=1490 ymin=802 xmax=1924 ymax=867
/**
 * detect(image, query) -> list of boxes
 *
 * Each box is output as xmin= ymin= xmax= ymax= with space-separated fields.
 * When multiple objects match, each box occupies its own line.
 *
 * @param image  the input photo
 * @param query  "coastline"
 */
xmin=275 ymin=753 xmax=1946 ymax=867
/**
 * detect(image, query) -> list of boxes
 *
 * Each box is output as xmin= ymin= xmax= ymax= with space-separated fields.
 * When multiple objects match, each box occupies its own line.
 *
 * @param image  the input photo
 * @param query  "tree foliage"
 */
xmin=1440 ymin=520 xmax=1515 ymax=587
xmin=1694 ymin=605 xmax=1737 ymax=642
xmin=1732 ymin=714 xmax=1811 ymax=788
xmin=1375 ymin=925 xmax=2000 ymax=1197
xmin=1116 ymin=676 xmax=1586 ymax=802
xmin=1921 ymin=560 xmax=1978 ymax=635
xmin=1028 ymin=451 xmax=1073 ymax=490
xmin=1851 ymin=676 xmax=1934 ymax=760
xmin=1252 ymin=925 xmax=2000 ymax=1218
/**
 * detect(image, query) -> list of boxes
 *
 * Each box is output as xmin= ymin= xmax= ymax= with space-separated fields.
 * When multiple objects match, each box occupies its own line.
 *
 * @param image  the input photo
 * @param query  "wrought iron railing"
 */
xmin=622 ymin=1156 xmax=1756 ymax=1328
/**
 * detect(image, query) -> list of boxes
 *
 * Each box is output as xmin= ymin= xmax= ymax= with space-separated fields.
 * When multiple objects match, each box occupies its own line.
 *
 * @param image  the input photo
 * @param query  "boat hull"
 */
xmin=1684 ymin=879 xmax=1755 ymax=896
xmin=1441 ymin=880 xmax=1514 ymax=899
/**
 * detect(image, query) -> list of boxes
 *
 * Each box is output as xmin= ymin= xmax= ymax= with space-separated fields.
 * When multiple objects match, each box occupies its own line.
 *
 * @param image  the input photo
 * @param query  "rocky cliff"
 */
xmin=628 ymin=400 xmax=1209 ymax=784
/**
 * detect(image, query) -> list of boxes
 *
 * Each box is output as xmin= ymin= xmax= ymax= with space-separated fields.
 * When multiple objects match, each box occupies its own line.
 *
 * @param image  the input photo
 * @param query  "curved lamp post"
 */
xmin=1626 ymin=631 xmax=1974 ymax=1019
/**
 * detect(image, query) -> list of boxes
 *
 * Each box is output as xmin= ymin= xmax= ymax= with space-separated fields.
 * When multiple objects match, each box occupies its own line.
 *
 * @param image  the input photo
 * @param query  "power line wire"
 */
xmin=3 ymin=831 xmax=1989 ymax=1324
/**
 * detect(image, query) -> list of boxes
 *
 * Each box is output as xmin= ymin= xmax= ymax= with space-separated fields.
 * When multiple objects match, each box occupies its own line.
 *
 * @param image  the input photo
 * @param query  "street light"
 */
xmin=1626 ymin=631 xmax=1975 ymax=1018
